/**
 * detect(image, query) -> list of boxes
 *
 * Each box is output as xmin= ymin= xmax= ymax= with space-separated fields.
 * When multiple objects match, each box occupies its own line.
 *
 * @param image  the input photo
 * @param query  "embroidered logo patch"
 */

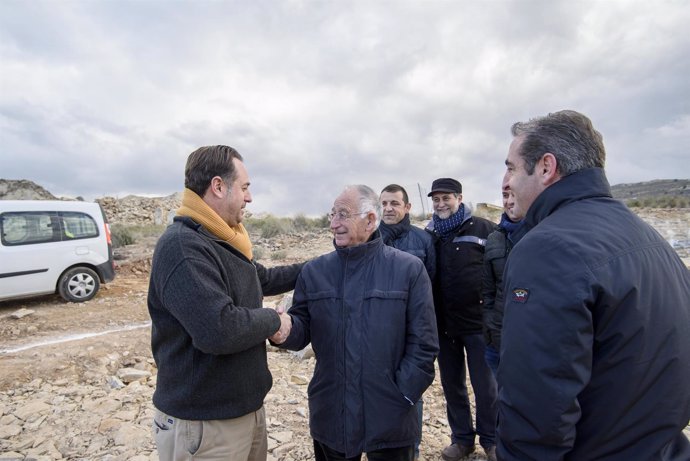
xmin=512 ymin=288 xmax=530 ymax=303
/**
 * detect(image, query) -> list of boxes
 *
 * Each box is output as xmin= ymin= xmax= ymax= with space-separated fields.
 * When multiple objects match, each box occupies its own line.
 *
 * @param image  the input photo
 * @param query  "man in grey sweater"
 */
xmin=148 ymin=145 xmax=302 ymax=461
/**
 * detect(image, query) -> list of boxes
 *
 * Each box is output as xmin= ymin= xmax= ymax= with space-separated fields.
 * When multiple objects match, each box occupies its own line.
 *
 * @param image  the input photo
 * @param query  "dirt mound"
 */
xmin=97 ymin=193 xmax=183 ymax=226
xmin=0 ymin=179 xmax=58 ymax=200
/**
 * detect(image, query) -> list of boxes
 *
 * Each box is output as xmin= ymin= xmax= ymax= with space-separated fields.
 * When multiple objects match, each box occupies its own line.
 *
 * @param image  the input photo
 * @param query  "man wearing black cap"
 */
xmin=425 ymin=178 xmax=498 ymax=461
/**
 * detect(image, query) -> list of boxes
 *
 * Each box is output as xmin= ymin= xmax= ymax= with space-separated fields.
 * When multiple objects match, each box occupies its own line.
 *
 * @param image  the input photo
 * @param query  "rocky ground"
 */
xmin=1 ymin=209 xmax=689 ymax=461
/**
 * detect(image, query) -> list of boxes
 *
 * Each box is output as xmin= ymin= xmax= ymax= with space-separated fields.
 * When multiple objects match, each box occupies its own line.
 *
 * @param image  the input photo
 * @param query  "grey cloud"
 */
xmin=1 ymin=0 xmax=688 ymax=214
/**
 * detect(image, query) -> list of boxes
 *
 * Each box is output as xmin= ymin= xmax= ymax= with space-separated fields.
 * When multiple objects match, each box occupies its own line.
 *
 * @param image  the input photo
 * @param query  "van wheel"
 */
xmin=58 ymin=267 xmax=100 ymax=302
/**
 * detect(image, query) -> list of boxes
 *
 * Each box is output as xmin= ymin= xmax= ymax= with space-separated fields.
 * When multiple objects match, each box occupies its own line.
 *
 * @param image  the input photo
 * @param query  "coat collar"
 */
xmin=334 ymin=229 xmax=384 ymax=260
xmin=524 ymin=167 xmax=612 ymax=231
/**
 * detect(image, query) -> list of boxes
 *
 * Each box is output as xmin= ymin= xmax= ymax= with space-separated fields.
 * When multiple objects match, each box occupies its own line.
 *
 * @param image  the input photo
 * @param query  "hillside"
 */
xmin=0 ymin=179 xmax=57 ymax=200
xmin=2 ymin=178 xmax=689 ymax=225
xmin=611 ymin=179 xmax=690 ymax=203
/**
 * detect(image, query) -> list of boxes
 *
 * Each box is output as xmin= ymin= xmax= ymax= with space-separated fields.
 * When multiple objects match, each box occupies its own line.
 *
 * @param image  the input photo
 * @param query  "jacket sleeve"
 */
xmin=497 ymin=237 xmax=594 ymax=460
xmin=424 ymin=234 xmax=437 ymax=282
xmin=158 ymin=253 xmax=281 ymax=356
xmin=276 ymin=272 xmax=312 ymax=351
xmin=255 ymin=260 xmax=305 ymax=296
xmin=395 ymin=263 xmax=440 ymax=403
xmin=481 ymin=242 xmax=497 ymax=342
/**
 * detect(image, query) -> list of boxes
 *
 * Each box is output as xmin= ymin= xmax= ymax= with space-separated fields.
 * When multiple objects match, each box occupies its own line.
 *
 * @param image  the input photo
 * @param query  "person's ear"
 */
xmin=210 ymin=176 xmax=225 ymax=197
xmin=404 ymin=203 xmax=412 ymax=213
xmin=366 ymin=212 xmax=377 ymax=231
xmin=540 ymin=153 xmax=560 ymax=186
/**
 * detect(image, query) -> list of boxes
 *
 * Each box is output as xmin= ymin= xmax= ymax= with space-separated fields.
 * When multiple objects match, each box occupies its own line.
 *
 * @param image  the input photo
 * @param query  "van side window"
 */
xmin=1 ymin=212 xmax=57 ymax=245
xmin=1 ymin=211 xmax=98 ymax=246
xmin=60 ymin=212 xmax=99 ymax=240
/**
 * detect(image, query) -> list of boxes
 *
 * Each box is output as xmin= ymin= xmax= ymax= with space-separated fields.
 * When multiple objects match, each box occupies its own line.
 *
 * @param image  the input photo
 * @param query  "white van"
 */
xmin=0 ymin=200 xmax=116 ymax=302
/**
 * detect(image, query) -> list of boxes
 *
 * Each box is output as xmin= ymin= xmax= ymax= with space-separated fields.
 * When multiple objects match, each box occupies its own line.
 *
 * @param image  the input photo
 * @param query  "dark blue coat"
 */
xmin=379 ymin=215 xmax=436 ymax=281
xmin=281 ymin=233 xmax=439 ymax=457
xmin=497 ymin=168 xmax=690 ymax=460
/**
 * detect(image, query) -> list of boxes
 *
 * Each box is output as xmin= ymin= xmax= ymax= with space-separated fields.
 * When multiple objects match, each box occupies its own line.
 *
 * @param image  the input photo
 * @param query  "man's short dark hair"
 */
xmin=381 ymin=184 xmax=410 ymax=204
xmin=185 ymin=145 xmax=244 ymax=197
xmin=511 ymin=110 xmax=606 ymax=176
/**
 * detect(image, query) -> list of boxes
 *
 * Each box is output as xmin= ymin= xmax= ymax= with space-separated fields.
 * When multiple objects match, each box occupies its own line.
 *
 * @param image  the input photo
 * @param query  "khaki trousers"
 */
xmin=153 ymin=406 xmax=267 ymax=461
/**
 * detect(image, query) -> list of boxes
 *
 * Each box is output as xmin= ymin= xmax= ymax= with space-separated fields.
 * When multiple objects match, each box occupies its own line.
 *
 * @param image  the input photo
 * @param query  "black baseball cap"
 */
xmin=428 ymin=178 xmax=462 ymax=196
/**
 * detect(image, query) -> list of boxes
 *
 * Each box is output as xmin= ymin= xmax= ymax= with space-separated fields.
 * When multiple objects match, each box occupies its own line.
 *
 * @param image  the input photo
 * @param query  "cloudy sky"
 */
xmin=1 ymin=0 xmax=688 ymax=216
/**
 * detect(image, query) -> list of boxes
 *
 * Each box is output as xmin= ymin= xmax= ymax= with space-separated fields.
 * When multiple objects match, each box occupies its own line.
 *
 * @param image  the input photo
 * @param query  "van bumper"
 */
xmin=97 ymin=260 xmax=116 ymax=283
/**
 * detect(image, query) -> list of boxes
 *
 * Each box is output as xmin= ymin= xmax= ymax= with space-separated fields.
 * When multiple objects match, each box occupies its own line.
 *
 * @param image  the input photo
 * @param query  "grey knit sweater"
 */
xmin=148 ymin=216 xmax=303 ymax=420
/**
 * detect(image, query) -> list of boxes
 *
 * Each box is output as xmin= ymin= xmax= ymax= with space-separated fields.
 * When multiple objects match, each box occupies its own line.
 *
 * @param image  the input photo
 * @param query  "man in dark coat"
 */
xmin=425 ymin=178 xmax=498 ymax=461
xmin=498 ymin=110 xmax=690 ymax=460
xmin=481 ymin=186 xmax=524 ymax=376
xmin=274 ymin=185 xmax=439 ymax=461
xmin=379 ymin=183 xmax=436 ymax=459
xmin=379 ymin=183 xmax=436 ymax=281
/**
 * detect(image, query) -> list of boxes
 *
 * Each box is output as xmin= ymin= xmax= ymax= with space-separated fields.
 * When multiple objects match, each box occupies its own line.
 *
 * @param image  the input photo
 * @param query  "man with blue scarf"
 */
xmin=425 ymin=178 xmax=498 ymax=461
xmin=481 ymin=186 xmax=525 ymax=376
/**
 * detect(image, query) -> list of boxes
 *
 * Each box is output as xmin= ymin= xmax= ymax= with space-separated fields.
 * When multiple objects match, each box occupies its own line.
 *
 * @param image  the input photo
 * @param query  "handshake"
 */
xmin=268 ymin=304 xmax=292 ymax=345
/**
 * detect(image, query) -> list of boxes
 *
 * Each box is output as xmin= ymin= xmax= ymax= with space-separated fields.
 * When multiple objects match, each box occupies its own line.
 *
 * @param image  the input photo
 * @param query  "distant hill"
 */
xmin=0 ymin=179 xmax=58 ymax=200
xmin=610 ymin=179 xmax=690 ymax=199
xmin=0 ymin=179 xmax=690 ymax=208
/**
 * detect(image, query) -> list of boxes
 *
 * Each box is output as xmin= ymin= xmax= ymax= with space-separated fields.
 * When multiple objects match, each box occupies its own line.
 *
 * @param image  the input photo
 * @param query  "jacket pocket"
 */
xmin=308 ymin=364 xmax=342 ymax=445
xmin=363 ymin=368 xmax=417 ymax=444
xmin=362 ymin=290 xmax=409 ymax=350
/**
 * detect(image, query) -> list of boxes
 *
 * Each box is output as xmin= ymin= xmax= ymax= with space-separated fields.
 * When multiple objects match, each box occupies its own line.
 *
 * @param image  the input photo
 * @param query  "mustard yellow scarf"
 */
xmin=176 ymin=188 xmax=253 ymax=260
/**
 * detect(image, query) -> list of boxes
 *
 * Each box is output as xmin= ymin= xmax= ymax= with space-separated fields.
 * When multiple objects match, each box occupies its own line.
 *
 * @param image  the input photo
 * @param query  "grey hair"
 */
xmin=344 ymin=184 xmax=382 ymax=228
xmin=511 ymin=110 xmax=606 ymax=176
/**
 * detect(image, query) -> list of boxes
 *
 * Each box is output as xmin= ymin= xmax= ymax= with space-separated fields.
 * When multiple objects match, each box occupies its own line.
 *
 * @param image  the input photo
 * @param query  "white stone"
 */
xmin=117 ymin=367 xmax=151 ymax=383
xmin=14 ymin=401 xmax=51 ymax=421
xmin=0 ymin=452 xmax=24 ymax=461
xmin=290 ymin=374 xmax=309 ymax=385
xmin=269 ymin=430 xmax=293 ymax=443
xmin=0 ymin=424 xmax=22 ymax=438
xmin=113 ymin=425 xmax=149 ymax=446
xmin=10 ymin=308 xmax=35 ymax=319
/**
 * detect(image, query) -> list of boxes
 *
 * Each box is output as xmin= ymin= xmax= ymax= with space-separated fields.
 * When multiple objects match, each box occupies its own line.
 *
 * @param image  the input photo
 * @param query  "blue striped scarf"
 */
xmin=432 ymin=203 xmax=465 ymax=239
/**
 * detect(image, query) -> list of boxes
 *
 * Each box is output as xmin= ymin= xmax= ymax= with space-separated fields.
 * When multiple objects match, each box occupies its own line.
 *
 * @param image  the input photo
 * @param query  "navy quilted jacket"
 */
xmin=280 ymin=233 xmax=439 ymax=457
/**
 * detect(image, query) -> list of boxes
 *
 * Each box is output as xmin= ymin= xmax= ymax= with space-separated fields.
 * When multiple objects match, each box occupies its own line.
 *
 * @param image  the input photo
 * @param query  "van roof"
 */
xmin=0 ymin=200 xmax=105 ymax=217
xmin=0 ymin=200 xmax=102 ymax=210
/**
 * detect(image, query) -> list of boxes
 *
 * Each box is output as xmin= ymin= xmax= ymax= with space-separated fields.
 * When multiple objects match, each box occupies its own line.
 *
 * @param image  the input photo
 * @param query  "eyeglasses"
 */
xmin=327 ymin=211 xmax=369 ymax=221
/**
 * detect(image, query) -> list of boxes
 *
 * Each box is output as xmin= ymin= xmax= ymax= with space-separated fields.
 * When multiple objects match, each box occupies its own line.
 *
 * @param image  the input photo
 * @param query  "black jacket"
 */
xmin=426 ymin=208 xmax=497 ymax=336
xmin=280 ymin=233 xmax=439 ymax=457
xmin=148 ymin=216 xmax=303 ymax=420
xmin=497 ymin=168 xmax=690 ymax=460
xmin=481 ymin=228 xmax=510 ymax=349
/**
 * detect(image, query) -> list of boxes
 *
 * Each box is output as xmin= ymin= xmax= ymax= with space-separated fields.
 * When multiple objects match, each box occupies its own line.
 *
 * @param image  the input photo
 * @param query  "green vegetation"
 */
xmin=244 ymin=214 xmax=329 ymax=238
xmin=110 ymin=223 xmax=166 ymax=248
xmin=110 ymin=224 xmax=135 ymax=248
xmin=270 ymin=250 xmax=288 ymax=260
xmin=625 ymin=196 xmax=690 ymax=208
xmin=252 ymin=247 xmax=265 ymax=261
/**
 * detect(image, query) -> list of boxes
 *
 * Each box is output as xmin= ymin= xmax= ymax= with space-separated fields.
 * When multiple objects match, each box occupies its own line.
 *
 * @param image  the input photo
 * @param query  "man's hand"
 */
xmin=269 ymin=312 xmax=292 ymax=344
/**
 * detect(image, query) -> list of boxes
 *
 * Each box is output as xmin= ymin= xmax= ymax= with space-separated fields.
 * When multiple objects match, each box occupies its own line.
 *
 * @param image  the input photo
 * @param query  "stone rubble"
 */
xmin=0 ymin=335 xmax=485 ymax=461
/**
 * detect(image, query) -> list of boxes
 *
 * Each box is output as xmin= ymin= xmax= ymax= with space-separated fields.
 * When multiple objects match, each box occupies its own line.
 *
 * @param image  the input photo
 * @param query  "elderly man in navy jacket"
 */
xmin=274 ymin=184 xmax=439 ymax=461
xmin=499 ymin=110 xmax=690 ymax=460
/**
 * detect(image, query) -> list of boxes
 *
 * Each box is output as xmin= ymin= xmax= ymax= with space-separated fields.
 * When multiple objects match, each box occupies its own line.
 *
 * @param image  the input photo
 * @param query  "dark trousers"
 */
xmin=438 ymin=332 xmax=497 ymax=449
xmin=484 ymin=344 xmax=500 ymax=378
xmin=314 ymin=440 xmax=414 ymax=461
